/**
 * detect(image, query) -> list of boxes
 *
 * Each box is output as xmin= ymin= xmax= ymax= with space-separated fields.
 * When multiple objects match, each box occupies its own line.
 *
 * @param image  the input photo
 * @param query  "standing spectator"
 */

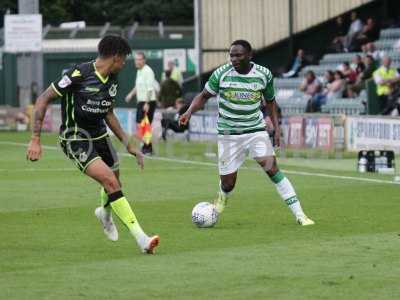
xmin=159 ymin=70 xmax=182 ymax=108
xmin=282 ymin=49 xmax=308 ymax=78
xmin=125 ymin=51 xmax=157 ymax=155
xmin=373 ymin=56 xmax=400 ymax=114
xmin=343 ymin=11 xmax=363 ymax=52
xmin=162 ymin=60 xmax=183 ymax=86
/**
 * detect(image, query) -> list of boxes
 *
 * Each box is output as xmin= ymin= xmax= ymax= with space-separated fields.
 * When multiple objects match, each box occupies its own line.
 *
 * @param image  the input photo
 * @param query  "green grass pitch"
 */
xmin=1 ymin=132 xmax=400 ymax=299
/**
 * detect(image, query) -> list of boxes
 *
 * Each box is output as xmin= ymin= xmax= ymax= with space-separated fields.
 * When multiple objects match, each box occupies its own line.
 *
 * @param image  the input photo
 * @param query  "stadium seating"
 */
xmin=274 ymin=26 xmax=400 ymax=115
xmin=321 ymin=98 xmax=365 ymax=115
xmin=379 ymin=28 xmax=400 ymax=39
xmin=276 ymin=97 xmax=309 ymax=115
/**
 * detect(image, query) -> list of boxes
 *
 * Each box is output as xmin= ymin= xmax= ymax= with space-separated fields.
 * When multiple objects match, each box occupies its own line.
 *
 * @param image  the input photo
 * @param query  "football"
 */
xmin=191 ymin=202 xmax=219 ymax=228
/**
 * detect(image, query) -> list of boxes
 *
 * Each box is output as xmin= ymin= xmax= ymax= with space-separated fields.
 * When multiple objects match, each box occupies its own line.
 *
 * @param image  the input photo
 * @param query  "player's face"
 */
xmin=229 ymin=45 xmax=251 ymax=72
xmin=111 ymin=55 xmax=127 ymax=73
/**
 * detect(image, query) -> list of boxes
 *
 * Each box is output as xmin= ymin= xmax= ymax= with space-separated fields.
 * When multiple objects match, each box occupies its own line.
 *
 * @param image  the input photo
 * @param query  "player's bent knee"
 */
xmin=257 ymin=156 xmax=276 ymax=173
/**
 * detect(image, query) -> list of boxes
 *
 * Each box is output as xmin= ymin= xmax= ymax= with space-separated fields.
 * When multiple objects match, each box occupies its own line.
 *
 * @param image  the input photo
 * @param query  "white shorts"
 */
xmin=217 ymin=131 xmax=275 ymax=175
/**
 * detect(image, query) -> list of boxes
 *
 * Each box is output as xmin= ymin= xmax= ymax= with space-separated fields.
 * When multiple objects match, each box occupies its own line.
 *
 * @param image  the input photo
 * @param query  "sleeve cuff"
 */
xmin=205 ymin=82 xmax=217 ymax=95
xmin=51 ymin=83 xmax=63 ymax=97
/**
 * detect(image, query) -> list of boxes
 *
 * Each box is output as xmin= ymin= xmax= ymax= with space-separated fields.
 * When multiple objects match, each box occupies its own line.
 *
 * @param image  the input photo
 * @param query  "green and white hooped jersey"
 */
xmin=205 ymin=63 xmax=275 ymax=135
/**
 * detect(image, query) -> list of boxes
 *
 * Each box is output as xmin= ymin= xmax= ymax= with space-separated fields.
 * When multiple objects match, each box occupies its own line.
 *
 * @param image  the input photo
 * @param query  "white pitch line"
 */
xmin=1 ymin=141 xmax=399 ymax=185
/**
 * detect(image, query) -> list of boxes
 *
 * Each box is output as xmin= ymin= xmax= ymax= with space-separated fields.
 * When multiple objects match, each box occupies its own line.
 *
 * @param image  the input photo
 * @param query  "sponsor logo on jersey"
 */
xmin=85 ymin=86 xmax=100 ymax=93
xmin=58 ymin=75 xmax=72 ymax=88
xmin=109 ymin=84 xmax=117 ymax=97
xmin=223 ymin=90 xmax=261 ymax=101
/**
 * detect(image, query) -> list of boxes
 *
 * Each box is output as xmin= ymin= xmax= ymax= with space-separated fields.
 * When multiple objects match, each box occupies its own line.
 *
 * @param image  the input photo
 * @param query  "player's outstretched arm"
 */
xmin=105 ymin=109 xmax=144 ymax=170
xmin=26 ymin=86 xmax=59 ymax=161
xmin=264 ymin=99 xmax=281 ymax=148
xmin=179 ymin=89 xmax=213 ymax=125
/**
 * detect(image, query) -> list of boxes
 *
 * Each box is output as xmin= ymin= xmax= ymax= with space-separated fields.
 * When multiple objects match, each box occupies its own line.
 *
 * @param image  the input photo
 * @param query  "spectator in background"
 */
xmin=125 ymin=51 xmax=157 ymax=155
xmin=162 ymin=60 xmax=183 ymax=86
xmin=351 ymin=55 xmax=365 ymax=76
xmin=322 ymin=70 xmax=335 ymax=88
xmin=325 ymin=71 xmax=346 ymax=100
xmin=361 ymin=42 xmax=385 ymax=61
xmin=351 ymin=54 xmax=378 ymax=95
xmin=282 ymin=49 xmax=308 ymax=78
xmin=159 ymin=70 xmax=182 ymax=108
xmin=330 ymin=16 xmax=348 ymax=52
xmin=373 ymin=56 xmax=400 ymax=115
xmin=161 ymin=98 xmax=190 ymax=140
xmin=299 ymin=70 xmax=322 ymax=97
xmin=300 ymin=71 xmax=323 ymax=112
xmin=343 ymin=11 xmax=363 ymax=52
xmin=354 ymin=18 xmax=380 ymax=50
xmin=341 ymin=62 xmax=357 ymax=84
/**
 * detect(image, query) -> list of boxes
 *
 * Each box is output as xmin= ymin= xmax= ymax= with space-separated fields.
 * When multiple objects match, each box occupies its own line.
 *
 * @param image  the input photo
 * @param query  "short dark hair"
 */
xmin=98 ymin=35 xmax=131 ymax=58
xmin=231 ymin=39 xmax=252 ymax=53
xmin=306 ymin=70 xmax=315 ymax=78
xmin=334 ymin=70 xmax=345 ymax=79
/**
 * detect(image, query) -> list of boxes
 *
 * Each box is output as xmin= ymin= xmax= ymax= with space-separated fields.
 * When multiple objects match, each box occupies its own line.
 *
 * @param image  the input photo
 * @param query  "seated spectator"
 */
xmin=325 ymin=71 xmax=346 ymax=100
xmin=159 ymin=70 xmax=182 ymax=108
xmin=343 ymin=11 xmax=363 ymax=52
xmin=322 ymin=70 xmax=335 ymax=87
xmin=330 ymin=16 xmax=349 ymax=53
xmin=359 ymin=55 xmax=378 ymax=82
xmin=373 ymin=56 xmax=400 ymax=115
xmin=282 ymin=49 xmax=309 ymax=78
xmin=361 ymin=42 xmax=385 ymax=61
xmin=299 ymin=70 xmax=322 ymax=97
xmin=161 ymin=98 xmax=190 ymax=140
xmin=341 ymin=62 xmax=357 ymax=84
xmin=353 ymin=18 xmax=380 ymax=51
xmin=300 ymin=71 xmax=324 ymax=112
xmin=351 ymin=55 xmax=365 ymax=76
xmin=351 ymin=54 xmax=378 ymax=94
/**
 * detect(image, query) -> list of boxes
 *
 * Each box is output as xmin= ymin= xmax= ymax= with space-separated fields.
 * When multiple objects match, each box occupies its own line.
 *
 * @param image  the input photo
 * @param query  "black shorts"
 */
xmin=59 ymin=136 xmax=119 ymax=173
xmin=136 ymin=101 xmax=157 ymax=124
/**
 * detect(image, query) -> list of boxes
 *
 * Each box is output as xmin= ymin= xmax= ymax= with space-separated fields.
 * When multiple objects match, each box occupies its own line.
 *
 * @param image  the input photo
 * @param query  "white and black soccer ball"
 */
xmin=191 ymin=202 xmax=219 ymax=228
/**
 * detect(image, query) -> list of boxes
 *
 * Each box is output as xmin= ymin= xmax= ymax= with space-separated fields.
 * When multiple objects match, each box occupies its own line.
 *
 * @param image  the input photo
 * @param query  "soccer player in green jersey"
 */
xmin=26 ymin=35 xmax=160 ymax=253
xmin=180 ymin=40 xmax=314 ymax=226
